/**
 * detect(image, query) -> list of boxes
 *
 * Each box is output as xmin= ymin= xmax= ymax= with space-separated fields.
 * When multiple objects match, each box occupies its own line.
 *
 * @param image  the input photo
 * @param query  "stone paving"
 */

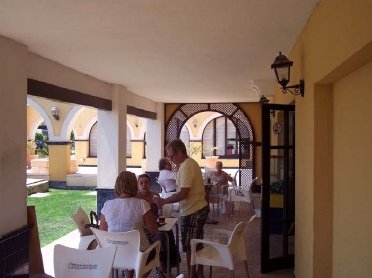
xmin=42 ymin=194 xmax=294 ymax=278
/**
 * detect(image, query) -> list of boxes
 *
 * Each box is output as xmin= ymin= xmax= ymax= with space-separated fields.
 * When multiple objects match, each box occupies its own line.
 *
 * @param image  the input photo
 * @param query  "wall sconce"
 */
xmin=271 ymin=52 xmax=304 ymax=97
xmin=259 ymin=95 xmax=269 ymax=104
xmin=133 ymin=118 xmax=139 ymax=128
xmin=192 ymin=119 xmax=198 ymax=128
xmin=250 ymin=80 xmax=269 ymax=104
xmin=50 ymin=106 xmax=59 ymax=120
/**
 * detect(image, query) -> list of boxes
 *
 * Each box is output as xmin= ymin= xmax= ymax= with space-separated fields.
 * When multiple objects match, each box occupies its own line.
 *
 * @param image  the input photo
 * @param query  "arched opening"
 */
xmin=165 ymin=103 xmax=256 ymax=186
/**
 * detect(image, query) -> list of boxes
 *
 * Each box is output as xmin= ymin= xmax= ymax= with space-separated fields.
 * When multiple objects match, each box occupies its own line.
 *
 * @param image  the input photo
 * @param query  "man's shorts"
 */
xmin=180 ymin=205 xmax=209 ymax=252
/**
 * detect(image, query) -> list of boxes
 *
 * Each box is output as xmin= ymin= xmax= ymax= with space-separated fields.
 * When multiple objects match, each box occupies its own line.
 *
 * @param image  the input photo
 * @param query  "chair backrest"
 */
xmin=71 ymin=206 xmax=92 ymax=236
xmin=247 ymin=176 xmax=258 ymax=203
xmin=227 ymin=215 xmax=256 ymax=260
xmin=53 ymin=244 xmax=116 ymax=278
xmin=90 ymin=227 xmax=140 ymax=270
xmin=231 ymin=169 xmax=241 ymax=187
xmin=246 ymin=176 xmax=258 ymax=191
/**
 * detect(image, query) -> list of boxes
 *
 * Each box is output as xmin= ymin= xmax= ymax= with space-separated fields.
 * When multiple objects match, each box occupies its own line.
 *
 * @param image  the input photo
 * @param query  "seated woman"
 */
xmin=157 ymin=157 xmax=177 ymax=198
xmin=99 ymin=171 xmax=158 ymax=278
xmin=137 ymin=173 xmax=181 ymax=277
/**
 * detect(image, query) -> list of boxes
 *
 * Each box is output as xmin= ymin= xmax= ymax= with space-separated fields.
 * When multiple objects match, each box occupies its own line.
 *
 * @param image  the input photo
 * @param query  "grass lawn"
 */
xmin=27 ymin=188 xmax=97 ymax=247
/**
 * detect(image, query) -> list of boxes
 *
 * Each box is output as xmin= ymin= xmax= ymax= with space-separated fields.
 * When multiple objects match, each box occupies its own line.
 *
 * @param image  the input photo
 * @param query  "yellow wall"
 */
xmin=332 ymin=61 xmax=372 ymax=278
xmin=30 ymin=96 xmax=74 ymax=137
xmin=48 ymin=144 xmax=71 ymax=181
xmin=74 ymin=141 xmax=90 ymax=163
xmin=275 ymin=0 xmax=372 ymax=277
xmin=72 ymin=107 xmax=97 ymax=138
xmin=127 ymin=141 xmax=145 ymax=166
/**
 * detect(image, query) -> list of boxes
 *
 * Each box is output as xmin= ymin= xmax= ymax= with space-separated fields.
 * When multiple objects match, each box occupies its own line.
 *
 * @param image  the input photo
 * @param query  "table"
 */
xmin=158 ymin=217 xmax=180 ymax=278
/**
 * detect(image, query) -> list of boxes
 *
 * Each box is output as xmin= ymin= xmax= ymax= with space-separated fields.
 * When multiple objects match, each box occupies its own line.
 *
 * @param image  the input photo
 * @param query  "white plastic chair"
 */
xmin=53 ymin=244 xmax=116 ymax=278
xmin=228 ymin=177 xmax=258 ymax=216
xmin=90 ymin=227 xmax=160 ymax=278
xmin=70 ymin=206 xmax=97 ymax=249
xmin=70 ymin=207 xmax=91 ymax=236
xmin=190 ymin=215 xmax=256 ymax=278
xmin=158 ymin=179 xmax=179 ymax=216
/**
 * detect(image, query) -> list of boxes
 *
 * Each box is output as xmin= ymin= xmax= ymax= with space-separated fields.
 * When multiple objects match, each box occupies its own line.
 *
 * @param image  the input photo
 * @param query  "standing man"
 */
xmin=154 ymin=139 xmax=209 ymax=278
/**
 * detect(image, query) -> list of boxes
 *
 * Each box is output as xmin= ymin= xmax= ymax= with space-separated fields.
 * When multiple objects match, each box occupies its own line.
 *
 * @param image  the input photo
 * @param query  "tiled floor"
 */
xmin=41 ymin=195 xmax=294 ymax=278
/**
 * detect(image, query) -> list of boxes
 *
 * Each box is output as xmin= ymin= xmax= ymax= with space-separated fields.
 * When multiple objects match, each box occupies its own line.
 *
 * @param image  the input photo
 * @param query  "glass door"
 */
xmin=261 ymin=104 xmax=295 ymax=272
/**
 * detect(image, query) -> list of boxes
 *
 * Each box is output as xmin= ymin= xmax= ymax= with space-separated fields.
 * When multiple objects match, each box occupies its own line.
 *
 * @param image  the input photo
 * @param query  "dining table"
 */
xmin=158 ymin=217 xmax=180 ymax=278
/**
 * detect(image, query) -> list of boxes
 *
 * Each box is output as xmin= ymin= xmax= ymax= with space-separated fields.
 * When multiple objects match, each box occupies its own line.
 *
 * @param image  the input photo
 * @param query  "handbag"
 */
xmin=84 ymin=210 xmax=99 ymax=229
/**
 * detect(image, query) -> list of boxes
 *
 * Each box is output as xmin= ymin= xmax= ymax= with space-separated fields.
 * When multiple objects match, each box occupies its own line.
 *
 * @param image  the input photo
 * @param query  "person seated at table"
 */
xmin=157 ymin=157 xmax=177 ymax=198
xmin=99 ymin=171 xmax=158 ymax=278
xmin=137 ymin=173 xmax=181 ymax=277
xmin=208 ymin=161 xmax=233 ymax=214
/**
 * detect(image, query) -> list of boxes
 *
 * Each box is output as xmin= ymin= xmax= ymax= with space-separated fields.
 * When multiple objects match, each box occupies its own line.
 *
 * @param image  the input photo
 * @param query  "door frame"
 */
xmin=261 ymin=103 xmax=295 ymax=272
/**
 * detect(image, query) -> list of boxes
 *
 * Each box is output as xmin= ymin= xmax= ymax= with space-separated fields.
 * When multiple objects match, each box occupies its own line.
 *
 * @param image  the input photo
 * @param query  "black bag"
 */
xmin=84 ymin=210 xmax=99 ymax=229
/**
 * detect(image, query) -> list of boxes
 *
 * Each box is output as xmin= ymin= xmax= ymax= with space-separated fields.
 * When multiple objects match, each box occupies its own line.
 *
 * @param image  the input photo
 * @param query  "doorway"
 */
xmin=261 ymin=103 xmax=295 ymax=272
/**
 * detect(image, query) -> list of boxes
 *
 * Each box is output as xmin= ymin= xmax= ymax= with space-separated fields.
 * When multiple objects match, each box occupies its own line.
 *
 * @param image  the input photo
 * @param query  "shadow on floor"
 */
xmin=42 ymin=195 xmax=294 ymax=278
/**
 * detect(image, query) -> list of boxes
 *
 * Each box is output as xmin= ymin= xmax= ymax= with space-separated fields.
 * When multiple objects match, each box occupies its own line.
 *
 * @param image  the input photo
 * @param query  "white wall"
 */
xmin=0 ymin=36 xmax=28 ymax=235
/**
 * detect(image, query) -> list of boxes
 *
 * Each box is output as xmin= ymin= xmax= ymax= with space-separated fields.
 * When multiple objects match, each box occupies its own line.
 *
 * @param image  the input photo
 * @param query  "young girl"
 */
xmin=137 ymin=173 xmax=181 ymax=277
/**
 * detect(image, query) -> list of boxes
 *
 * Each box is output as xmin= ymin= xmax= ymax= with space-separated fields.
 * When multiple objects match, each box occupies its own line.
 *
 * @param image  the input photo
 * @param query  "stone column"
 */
xmin=96 ymin=85 xmax=127 ymax=214
xmin=48 ymin=142 xmax=71 ymax=186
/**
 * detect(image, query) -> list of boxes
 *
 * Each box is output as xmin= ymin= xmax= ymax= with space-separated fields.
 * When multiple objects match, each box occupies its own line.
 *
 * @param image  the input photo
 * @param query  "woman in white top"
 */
xmin=100 ymin=171 xmax=158 ymax=278
xmin=157 ymin=158 xmax=177 ymax=198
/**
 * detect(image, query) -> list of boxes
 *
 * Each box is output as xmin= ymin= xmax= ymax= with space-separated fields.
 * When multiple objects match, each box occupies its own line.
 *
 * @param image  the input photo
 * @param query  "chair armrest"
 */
xmin=78 ymin=235 xmax=97 ymax=250
xmin=141 ymin=240 xmax=161 ymax=257
xmin=190 ymin=238 xmax=232 ymax=265
xmin=137 ymin=240 xmax=161 ymax=269
xmin=190 ymin=238 xmax=225 ymax=249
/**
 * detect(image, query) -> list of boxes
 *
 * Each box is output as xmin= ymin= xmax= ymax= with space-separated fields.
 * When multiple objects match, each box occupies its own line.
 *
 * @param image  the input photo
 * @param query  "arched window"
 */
xmin=89 ymin=122 xmax=98 ymax=157
xmin=202 ymin=116 xmax=238 ymax=158
xmin=180 ymin=125 xmax=191 ymax=143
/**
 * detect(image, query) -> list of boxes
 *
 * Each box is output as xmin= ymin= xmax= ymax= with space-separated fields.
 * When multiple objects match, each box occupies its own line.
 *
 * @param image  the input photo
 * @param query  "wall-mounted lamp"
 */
xmin=192 ymin=119 xmax=198 ymax=128
xmin=133 ymin=118 xmax=139 ymax=128
xmin=50 ymin=106 xmax=59 ymax=120
xmin=271 ymin=52 xmax=304 ymax=97
xmin=259 ymin=95 xmax=269 ymax=104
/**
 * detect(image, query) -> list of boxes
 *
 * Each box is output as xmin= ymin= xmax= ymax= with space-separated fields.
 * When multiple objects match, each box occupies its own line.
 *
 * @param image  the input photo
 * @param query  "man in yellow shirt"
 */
xmin=154 ymin=139 xmax=209 ymax=278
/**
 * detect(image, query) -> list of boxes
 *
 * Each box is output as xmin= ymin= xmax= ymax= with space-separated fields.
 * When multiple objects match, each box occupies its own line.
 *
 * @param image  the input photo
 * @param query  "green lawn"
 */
xmin=27 ymin=188 xmax=97 ymax=247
